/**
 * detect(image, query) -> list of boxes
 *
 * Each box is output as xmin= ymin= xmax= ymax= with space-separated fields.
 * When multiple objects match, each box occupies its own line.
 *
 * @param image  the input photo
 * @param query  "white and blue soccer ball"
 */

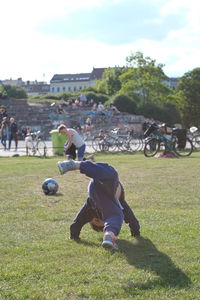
xmin=42 ymin=178 xmax=59 ymax=195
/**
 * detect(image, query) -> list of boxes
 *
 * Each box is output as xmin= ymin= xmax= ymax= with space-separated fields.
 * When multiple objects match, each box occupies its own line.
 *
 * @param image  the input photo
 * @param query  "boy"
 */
xmin=58 ymin=160 xmax=140 ymax=250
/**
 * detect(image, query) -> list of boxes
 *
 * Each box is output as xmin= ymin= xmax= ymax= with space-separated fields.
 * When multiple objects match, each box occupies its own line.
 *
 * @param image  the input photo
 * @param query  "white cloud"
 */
xmin=0 ymin=0 xmax=200 ymax=82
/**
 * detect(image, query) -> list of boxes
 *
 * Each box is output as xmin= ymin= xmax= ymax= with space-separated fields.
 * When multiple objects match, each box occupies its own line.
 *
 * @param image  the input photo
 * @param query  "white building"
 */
xmin=50 ymin=67 xmax=105 ymax=93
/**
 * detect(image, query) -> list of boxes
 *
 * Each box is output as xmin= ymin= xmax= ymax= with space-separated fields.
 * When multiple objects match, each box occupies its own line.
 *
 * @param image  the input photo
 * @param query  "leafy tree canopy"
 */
xmin=119 ymin=51 xmax=172 ymax=103
xmin=95 ymin=67 xmax=126 ymax=96
xmin=175 ymin=68 xmax=200 ymax=127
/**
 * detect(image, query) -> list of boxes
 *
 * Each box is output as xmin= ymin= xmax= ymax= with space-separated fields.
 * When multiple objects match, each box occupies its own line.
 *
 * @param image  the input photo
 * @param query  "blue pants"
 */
xmin=1 ymin=135 xmax=7 ymax=149
xmin=77 ymin=144 xmax=86 ymax=160
xmin=9 ymin=133 xmax=18 ymax=150
xmin=80 ymin=161 xmax=124 ymax=235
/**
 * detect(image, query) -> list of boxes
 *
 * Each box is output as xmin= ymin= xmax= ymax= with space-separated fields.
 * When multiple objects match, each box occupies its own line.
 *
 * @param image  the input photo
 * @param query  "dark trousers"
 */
xmin=65 ymin=143 xmax=76 ymax=159
xmin=9 ymin=133 xmax=18 ymax=150
xmin=80 ymin=161 xmax=124 ymax=235
xmin=1 ymin=135 xmax=7 ymax=149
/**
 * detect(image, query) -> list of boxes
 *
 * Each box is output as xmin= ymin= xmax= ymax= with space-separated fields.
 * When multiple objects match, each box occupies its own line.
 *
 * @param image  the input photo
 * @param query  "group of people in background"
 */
xmin=56 ymin=94 xmax=120 ymax=116
xmin=0 ymin=116 xmax=18 ymax=151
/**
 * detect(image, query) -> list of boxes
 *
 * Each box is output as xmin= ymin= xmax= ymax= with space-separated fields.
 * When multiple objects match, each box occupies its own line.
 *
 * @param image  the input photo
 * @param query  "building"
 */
xmin=50 ymin=67 xmax=105 ymax=94
xmin=163 ymin=77 xmax=179 ymax=89
xmin=0 ymin=78 xmax=50 ymax=96
xmin=1 ymin=77 xmax=24 ymax=86
xmin=22 ymin=81 xmax=50 ymax=96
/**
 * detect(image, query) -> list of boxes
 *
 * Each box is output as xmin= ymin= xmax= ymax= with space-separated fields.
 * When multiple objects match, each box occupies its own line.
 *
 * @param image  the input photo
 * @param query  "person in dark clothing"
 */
xmin=70 ymin=181 xmax=140 ymax=240
xmin=8 ymin=117 xmax=18 ymax=151
xmin=57 ymin=160 xmax=140 ymax=250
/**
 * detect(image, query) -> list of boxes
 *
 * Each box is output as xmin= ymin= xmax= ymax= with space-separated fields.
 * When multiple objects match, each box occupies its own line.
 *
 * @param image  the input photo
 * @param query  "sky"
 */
xmin=0 ymin=0 xmax=200 ymax=83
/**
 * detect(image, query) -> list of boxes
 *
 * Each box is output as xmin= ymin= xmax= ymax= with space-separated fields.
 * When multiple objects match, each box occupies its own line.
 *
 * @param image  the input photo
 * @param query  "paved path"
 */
xmin=0 ymin=140 xmax=94 ymax=157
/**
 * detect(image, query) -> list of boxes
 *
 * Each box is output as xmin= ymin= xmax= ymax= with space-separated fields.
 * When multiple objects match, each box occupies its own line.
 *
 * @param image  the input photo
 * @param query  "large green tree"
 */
xmin=119 ymin=52 xmax=172 ymax=103
xmin=176 ymin=68 xmax=200 ymax=127
xmin=95 ymin=67 xmax=125 ymax=95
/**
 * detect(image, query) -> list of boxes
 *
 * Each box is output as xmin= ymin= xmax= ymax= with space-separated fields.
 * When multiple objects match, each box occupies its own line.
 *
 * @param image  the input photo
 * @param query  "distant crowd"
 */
xmin=55 ymin=94 xmax=120 ymax=116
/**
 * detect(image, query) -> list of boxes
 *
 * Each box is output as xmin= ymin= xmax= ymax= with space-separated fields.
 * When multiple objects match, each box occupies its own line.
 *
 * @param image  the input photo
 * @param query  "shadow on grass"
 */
xmin=118 ymin=237 xmax=191 ymax=290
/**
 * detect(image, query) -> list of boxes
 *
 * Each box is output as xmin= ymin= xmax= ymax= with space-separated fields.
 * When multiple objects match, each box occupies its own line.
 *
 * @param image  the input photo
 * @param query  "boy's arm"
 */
xmin=70 ymin=200 xmax=94 ymax=240
xmin=64 ymin=131 xmax=73 ymax=150
xmin=119 ymin=185 xmax=140 ymax=237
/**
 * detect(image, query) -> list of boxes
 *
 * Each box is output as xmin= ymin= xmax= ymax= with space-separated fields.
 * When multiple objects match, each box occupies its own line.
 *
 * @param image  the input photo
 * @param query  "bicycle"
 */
xmin=143 ymin=123 xmax=193 ymax=157
xmin=92 ymin=130 xmax=118 ymax=152
xmin=26 ymin=131 xmax=47 ymax=156
xmin=189 ymin=126 xmax=200 ymax=149
xmin=92 ymin=128 xmax=143 ymax=153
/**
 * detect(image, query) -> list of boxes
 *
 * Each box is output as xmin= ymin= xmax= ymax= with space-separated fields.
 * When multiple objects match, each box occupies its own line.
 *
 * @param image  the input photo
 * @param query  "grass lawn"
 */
xmin=0 ymin=152 xmax=199 ymax=299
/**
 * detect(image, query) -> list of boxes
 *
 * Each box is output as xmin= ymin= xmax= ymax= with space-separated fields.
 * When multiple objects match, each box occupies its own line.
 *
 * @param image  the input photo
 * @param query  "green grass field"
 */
xmin=0 ymin=153 xmax=199 ymax=300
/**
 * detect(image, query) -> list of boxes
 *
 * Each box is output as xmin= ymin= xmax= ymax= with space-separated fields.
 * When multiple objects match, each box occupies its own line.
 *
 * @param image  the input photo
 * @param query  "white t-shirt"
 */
xmin=70 ymin=128 xmax=85 ymax=148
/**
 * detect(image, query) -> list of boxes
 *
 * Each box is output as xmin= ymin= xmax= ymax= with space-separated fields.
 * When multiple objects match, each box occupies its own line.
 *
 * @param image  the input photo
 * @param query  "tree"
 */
xmin=119 ymin=52 xmax=172 ymax=103
xmin=95 ymin=67 xmax=125 ymax=96
xmin=176 ymin=68 xmax=200 ymax=127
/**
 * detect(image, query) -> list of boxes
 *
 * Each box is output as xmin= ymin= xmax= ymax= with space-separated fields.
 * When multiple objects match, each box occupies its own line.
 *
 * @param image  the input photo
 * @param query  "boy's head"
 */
xmin=90 ymin=218 xmax=104 ymax=232
xmin=58 ymin=124 xmax=67 ymax=134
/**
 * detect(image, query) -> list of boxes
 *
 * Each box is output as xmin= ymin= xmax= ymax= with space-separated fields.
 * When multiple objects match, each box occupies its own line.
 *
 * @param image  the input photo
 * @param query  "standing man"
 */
xmin=58 ymin=124 xmax=86 ymax=161
xmin=80 ymin=93 xmax=87 ymax=107
xmin=8 ymin=117 xmax=18 ymax=151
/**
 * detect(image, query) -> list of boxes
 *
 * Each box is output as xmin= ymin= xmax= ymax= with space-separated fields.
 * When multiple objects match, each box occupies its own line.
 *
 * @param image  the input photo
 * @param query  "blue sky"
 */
xmin=0 ymin=0 xmax=200 ymax=83
xmin=39 ymin=1 xmax=184 ymax=44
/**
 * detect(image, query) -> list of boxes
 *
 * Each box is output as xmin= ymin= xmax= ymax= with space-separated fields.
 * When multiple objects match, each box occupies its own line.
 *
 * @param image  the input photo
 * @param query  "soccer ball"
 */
xmin=42 ymin=178 xmax=59 ymax=195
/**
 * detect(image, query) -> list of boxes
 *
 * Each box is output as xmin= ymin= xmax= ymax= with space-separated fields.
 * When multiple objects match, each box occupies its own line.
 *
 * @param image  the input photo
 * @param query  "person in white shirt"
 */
xmin=58 ymin=124 xmax=85 ymax=161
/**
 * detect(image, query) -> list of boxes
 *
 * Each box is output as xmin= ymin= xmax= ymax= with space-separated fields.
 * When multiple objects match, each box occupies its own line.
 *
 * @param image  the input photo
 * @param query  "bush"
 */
xmin=137 ymin=102 xmax=180 ymax=125
xmin=3 ymin=85 xmax=27 ymax=99
xmin=83 ymin=92 xmax=109 ymax=104
xmin=109 ymin=94 xmax=137 ymax=114
xmin=0 ymin=86 xmax=8 ymax=99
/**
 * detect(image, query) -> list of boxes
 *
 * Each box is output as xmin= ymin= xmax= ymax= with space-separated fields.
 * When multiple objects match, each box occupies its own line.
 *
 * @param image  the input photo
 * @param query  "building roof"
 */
xmin=90 ymin=68 xmax=106 ymax=80
xmin=51 ymin=73 xmax=91 ymax=83
xmin=50 ymin=68 xmax=106 ymax=83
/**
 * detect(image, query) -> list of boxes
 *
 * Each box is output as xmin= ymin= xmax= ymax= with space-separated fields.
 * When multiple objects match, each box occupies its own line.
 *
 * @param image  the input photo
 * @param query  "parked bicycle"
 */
xmin=189 ymin=126 xmax=200 ymax=149
xmin=91 ymin=127 xmax=142 ymax=153
xmin=92 ymin=130 xmax=118 ymax=152
xmin=26 ymin=131 xmax=47 ymax=156
xmin=143 ymin=123 xmax=193 ymax=157
xmin=109 ymin=128 xmax=141 ymax=152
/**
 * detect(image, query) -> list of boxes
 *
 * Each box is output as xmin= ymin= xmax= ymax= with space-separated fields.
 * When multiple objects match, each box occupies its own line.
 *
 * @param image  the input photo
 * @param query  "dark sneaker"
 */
xmin=102 ymin=232 xmax=118 ymax=251
xmin=58 ymin=160 xmax=76 ymax=175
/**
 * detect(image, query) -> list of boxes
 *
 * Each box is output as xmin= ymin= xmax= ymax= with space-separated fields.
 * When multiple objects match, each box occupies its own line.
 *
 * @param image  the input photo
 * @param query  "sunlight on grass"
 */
xmin=0 ymin=153 xmax=199 ymax=299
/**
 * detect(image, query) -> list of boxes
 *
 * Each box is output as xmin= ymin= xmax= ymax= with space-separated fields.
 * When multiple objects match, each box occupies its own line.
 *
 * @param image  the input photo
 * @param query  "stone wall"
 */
xmin=0 ymin=98 xmax=145 ymax=139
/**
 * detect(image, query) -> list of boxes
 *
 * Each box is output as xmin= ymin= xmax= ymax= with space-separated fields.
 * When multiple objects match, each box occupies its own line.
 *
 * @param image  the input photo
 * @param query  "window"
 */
xmin=63 ymin=87 xmax=65 ymax=91
xmin=74 ymin=86 xmax=76 ymax=91
xmin=57 ymin=87 xmax=60 ymax=93
xmin=51 ymin=87 xmax=54 ymax=93
xmin=68 ymin=87 xmax=71 ymax=91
